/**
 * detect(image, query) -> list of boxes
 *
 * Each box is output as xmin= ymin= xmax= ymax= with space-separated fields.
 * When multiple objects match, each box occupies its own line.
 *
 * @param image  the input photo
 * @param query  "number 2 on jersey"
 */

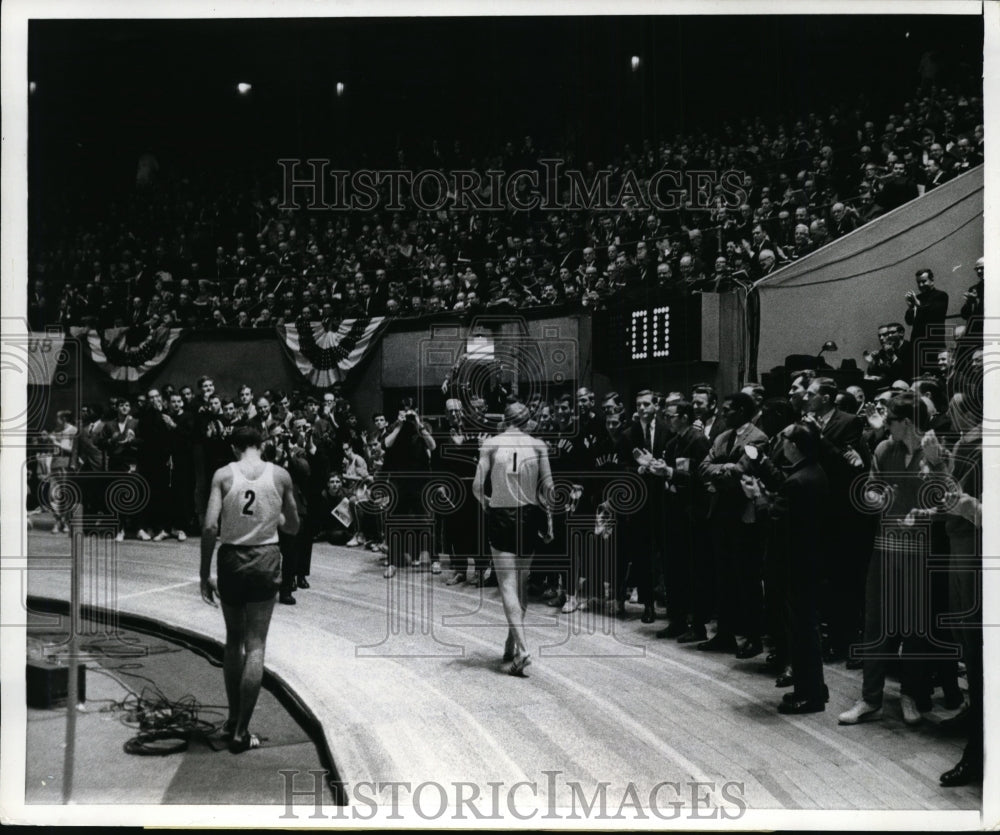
xmin=242 ymin=489 xmax=256 ymax=516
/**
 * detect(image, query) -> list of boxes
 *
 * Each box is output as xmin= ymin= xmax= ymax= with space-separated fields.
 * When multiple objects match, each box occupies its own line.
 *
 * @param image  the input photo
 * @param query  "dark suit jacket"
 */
xmin=699 ymin=422 xmax=769 ymax=520
xmin=98 ymin=417 xmax=140 ymax=470
xmin=700 ymin=413 xmax=726 ymax=443
xmin=619 ymin=417 xmax=671 ymax=466
xmin=136 ymin=408 xmax=174 ymax=466
xmin=758 ymin=458 xmax=831 ymax=572
xmin=618 ymin=417 xmax=671 ymax=518
xmin=819 ymin=408 xmax=870 ymax=462
xmin=815 ymin=408 xmax=870 ymax=508
xmin=663 ymin=425 xmax=712 ymax=513
xmin=905 ymin=287 xmax=949 ymax=347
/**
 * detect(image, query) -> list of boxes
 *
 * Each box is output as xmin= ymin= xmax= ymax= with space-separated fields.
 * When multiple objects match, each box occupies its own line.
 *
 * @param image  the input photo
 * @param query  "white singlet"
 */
xmin=484 ymin=430 xmax=546 ymax=508
xmin=219 ymin=461 xmax=282 ymax=545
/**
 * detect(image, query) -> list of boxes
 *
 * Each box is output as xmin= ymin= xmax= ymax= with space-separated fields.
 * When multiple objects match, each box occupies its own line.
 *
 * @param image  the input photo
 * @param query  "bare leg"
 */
xmin=220 ymin=603 xmax=245 ymax=725
xmin=492 ymin=547 xmax=532 ymax=657
xmin=221 ymin=596 xmax=276 ymax=740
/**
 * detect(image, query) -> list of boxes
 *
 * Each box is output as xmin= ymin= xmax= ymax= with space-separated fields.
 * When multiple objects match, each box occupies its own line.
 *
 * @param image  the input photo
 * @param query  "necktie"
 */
xmin=643 ymin=421 xmax=652 ymax=451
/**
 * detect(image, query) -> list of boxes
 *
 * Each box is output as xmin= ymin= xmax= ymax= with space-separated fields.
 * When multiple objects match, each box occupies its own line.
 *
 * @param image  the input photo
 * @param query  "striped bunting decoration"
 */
xmin=278 ymin=316 xmax=387 ymax=387
xmin=83 ymin=325 xmax=184 ymax=382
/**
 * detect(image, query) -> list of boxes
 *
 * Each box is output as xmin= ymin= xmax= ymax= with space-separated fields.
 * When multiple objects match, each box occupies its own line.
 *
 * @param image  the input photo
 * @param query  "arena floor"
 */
xmin=23 ymin=527 xmax=981 ymax=815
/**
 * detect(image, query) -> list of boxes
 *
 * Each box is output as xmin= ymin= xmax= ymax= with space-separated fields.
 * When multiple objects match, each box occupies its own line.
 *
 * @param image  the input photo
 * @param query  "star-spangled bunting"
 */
xmin=278 ymin=316 xmax=387 ymax=387
xmin=79 ymin=325 xmax=185 ymax=382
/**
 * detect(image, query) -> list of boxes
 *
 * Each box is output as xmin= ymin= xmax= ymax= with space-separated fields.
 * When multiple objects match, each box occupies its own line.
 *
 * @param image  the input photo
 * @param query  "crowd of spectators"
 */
xmin=32 ymin=248 xmax=985 ymax=785
xmin=29 ymin=84 xmax=982 ymax=333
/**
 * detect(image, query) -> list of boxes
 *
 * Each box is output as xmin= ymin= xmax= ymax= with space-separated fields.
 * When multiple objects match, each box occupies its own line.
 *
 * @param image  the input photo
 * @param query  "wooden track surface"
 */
xmin=25 ymin=531 xmax=982 ymax=813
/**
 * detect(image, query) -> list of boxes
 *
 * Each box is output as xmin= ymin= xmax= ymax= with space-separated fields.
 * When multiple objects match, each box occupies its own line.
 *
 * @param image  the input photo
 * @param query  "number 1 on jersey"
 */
xmin=512 ymin=452 xmax=517 ymax=473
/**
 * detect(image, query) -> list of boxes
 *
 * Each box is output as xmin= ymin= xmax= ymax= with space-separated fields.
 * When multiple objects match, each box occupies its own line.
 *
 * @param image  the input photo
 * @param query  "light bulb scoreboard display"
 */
xmin=593 ymin=291 xmax=708 ymax=372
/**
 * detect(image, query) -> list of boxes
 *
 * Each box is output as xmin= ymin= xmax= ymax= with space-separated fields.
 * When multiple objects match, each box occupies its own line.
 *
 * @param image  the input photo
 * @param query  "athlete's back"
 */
xmin=219 ymin=461 xmax=283 ymax=545
xmin=483 ymin=428 xmax=547 ymax=508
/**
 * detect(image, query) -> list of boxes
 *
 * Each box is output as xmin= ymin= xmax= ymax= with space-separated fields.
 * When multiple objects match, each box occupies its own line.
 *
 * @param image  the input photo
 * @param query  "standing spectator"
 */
xmin=381 ymin=400 xmax=436 ymax=577
xmin=45 ymin=411 xmax=78 ymax=534
xmin=98 ymin=399 xmax=140 ymax=541
xmin=697 ymin=393 xmax=769 ymax=657
xmin=75 ymin=404 xmax=106 ymax=514
xmin=746 ymin=423 xmax=831 ymax=714
xmin=616 ymin=390 xmax=670 ymax=624
xmin=135 ymin=388 xmax=175 ymax=542
xmin=166 ymin=391 xmax=196 ymax=538
xmin=436 ymin=399 xmax=487 ymax=586
xmin=904 ymin=268 xmax=949 ymax=376
xmin=839 ymin=393 xmax=935 ymax=726
xmin=654 ymin=399 xmax=712 ymax=641
xmin=959 ymin=257 xmax=984 ymax=341
xmin=934 ymin=392 xmax=983 ymax=786
xmin=275 ymin=418 xmax=315 ymax=604
xmin=691 ymin=384 xmax=724 ymax=442
xmin=802 ymin=378 xmax=872 ymax=662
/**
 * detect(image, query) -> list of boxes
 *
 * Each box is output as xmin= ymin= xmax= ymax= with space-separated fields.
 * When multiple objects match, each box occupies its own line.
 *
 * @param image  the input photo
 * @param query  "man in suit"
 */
xmin=923 ymin=156 xmax=952 ymax=191
xmin=166 ymin=392 xmax=197 ymax=538
xmin=435 ymin=398 xmax=488 ymax=586
xmin=97 ymin=399 xmax=140 ymax=540
xmin=653 ymin=400 xmax=712 ymax=641
xmin=959 ymin=257 xmax=984 ymax=340
xmin=357 ymin=281 xmax=384 ymax=317
xmin=878 ymin=160 xmax=920 ymax=211
xmin=617 ymin=390 xmax=671 ymax=623
xmin=746 ymin=422 xmax=831 ymax=713
xmin=697 ymin=393 xmax=769 ymax=657
xmin=691 ymin=384 xmax=725 ymax=443
xmin=741 ymin=384 xmax=766 ymax=429
xmin=803 ymin=377 xmax=873 ymax=661
xmin=865 ymin=322 xmax=915 ymax=385
xmin=905 ymin=268 xmax=949 ymax=376
xmin=135 ymin=388 xmax=177 ymax=542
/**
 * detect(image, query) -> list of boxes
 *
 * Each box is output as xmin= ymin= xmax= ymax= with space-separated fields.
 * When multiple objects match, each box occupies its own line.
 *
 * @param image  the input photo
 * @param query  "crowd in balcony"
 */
xmin=29 ymin=85 xmax=982 ymax=333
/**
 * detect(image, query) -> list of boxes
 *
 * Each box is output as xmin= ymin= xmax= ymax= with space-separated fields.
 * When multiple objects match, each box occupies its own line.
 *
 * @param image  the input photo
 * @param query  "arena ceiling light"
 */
xmin=236 ymin=82 xmax=252 ymax=95
xmin=630 ymin=56 xmax=641 ymax=71
xmin=336 ymin=82 xmax=345 ymax=97
xmin=29 ymin=81 xmax=37 ymax=94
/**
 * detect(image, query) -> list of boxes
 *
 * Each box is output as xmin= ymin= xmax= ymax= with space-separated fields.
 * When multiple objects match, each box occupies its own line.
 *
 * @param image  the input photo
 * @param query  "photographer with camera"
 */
xmin=382 ymin=399 xmax=436 ymax=578
xmin=265 ymin=413 xmax=321 ymax=603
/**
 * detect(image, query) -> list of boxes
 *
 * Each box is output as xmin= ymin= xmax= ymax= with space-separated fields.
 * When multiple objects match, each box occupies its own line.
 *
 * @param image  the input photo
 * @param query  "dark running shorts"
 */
xmin=487 ymin=504 xmax=546 ymax=555
xmin=216 ymin=543 xmax=282 ymax=605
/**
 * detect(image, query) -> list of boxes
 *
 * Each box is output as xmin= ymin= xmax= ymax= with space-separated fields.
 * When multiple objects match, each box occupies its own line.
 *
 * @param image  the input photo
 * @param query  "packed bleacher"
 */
xmin=28 ymin=84 xmax=982 ymax=332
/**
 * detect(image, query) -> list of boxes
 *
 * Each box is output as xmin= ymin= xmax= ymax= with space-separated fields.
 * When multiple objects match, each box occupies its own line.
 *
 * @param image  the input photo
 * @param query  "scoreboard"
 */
xmin=593 ymin=290 xmax=710 ymax=372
